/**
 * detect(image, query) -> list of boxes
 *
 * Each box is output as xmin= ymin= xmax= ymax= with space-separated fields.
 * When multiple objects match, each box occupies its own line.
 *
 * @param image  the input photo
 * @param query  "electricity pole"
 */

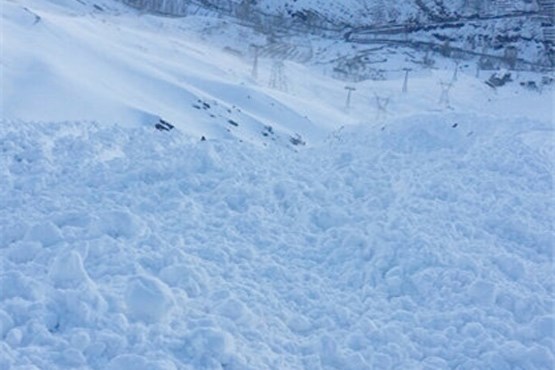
xmin=345 ymin=86 xmax=356 ymax=110
xmin=402 ymin=68 xmax=411 ymax=93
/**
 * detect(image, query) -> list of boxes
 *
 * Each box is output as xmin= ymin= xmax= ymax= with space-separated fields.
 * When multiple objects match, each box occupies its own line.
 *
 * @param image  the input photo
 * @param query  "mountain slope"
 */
xmin=1 ymin=0 xmax=345 ymax=145
xmin=1 ymin=1 xmax=554 ymax=369
xmin=2 ymin=0 xmax=553 ymax=146
xmin=120 ymin=0 xmax=540 ymax=25
xmin=120 ymin=0 xmax=552 ymax=70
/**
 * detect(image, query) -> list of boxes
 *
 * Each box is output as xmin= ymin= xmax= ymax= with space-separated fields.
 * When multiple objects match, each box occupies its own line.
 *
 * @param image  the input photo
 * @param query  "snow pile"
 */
xmin=0 ymin=113 xmax=553 ymax=369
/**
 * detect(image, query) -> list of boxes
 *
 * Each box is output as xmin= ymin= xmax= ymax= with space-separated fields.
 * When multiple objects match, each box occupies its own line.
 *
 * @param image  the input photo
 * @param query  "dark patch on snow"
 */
xmin=155 ymin=119 xmax=175 ymax=131
xmin=289 ymin=134 xmax=305 ymax=146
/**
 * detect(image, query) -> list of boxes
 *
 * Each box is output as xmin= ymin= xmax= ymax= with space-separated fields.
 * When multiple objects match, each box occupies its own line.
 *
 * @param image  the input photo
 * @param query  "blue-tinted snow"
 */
xmin=0 ymin=114 xmax=553 ymax=369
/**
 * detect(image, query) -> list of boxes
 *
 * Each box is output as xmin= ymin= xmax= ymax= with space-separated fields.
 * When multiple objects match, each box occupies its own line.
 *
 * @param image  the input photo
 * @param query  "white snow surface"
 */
xmin=1 ymin=0 xmax=555 ymax=369
xmin=1 ymin=113 xmax=554 ymax=369
xmin=2 ymin=0 xmax=553 ymax=144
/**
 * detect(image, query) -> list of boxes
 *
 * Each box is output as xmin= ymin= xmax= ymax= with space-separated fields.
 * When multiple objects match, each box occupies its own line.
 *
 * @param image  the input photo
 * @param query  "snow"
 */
xmin=1 ymin=113 xmax=553 ymax=368
xmin=2 ymin=0 xmax=552 ymax=145
xmin=1 ymin=0 xmax=554 ymax=369
xmin=124 ymin=275 xmax=175 ymax=324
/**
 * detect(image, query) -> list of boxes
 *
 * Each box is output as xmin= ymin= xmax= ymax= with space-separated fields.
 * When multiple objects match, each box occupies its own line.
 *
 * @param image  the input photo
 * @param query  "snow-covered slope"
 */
xmin=121 ymin=0 xmax=552 ymax=69
xmin=1 ymin=0 xmax=342 ymax=145
xmin=1 ymin=113 xmax=554 ymax=369
xmin=1 ymin=1 xmax=554 ymax=369
xmin=1 ymin=0 xmax=553 ymax=145
xmin=121 ymin=0 xmax=539 ymax=25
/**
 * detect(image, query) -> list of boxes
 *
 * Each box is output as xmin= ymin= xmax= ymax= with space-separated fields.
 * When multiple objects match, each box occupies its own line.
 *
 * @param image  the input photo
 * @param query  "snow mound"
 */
xmin=125 ymin=275 xmax=175 ymax=324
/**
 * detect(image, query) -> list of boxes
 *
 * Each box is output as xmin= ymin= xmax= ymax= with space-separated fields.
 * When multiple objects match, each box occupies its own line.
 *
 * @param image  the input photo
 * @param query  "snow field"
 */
xmin=0 ymin=113 xmax=553 ymax=369
xmin=3 ymin=0 xmax=553 ymax=151
xmin=1 ymin=1 xmax=554 ymax=368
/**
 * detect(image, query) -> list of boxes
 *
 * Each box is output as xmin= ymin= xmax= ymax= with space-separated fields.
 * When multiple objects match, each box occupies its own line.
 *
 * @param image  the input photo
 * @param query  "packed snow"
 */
xmin=1 ymin=0 xmax=554 ymax=369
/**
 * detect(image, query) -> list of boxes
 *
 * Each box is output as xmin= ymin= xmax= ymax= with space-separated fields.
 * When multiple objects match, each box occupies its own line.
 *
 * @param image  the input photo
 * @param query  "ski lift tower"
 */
xmin=250 ymin=44 xmax=262 ymax=80
xmin=402 ymin=68 xmax=411 ymax=93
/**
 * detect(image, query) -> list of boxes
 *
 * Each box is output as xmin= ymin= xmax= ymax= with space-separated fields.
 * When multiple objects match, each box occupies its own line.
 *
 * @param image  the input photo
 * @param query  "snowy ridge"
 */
xmin=1 ymin=114 xmax=553 ymax=369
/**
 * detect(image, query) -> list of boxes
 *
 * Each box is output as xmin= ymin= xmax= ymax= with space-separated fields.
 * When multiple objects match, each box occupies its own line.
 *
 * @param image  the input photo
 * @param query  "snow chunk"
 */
xmin=159 ymin=264 xmax=202 ymax=297
xmin=214 ymin=298 xmax=247 ymax=321
xmin=287 ymin=314 xmax=313 ymax=335
xmin=61 ymin=348 xmax=86 ymax=367
xmin=192 ymin=144 xmax=222 ymax=173
xmin=25 ymin=221 xmax=62 ymax=247
xmin=468 ymin=279 xmax=496 ymax=306
xmin=106 ymin=354 xmax=177 ymax=370
xmin=70 ymin=330 xmax=91 ymax=350
xmin=5 ymin=328 xmax=23 ymax=347
xmin=0 ymin=309 xmax=14 ymax=338
xmin=531 ymin=315 xmax=555 ymax=340
xmin=94 ymin=210 xmax=145 ymax=239
xmin=494 ymin=255 xmax=525 ymax=281
xmin=49 ymin=250 xmax=90 ymax=288
xmin=52 ymin=211 xmax=92 ymax=228
xmin=184 ymin=328 xmax=236 ymax=366
xmin=311 ymin=208 xmax=348 ymax=230
xmin=8 ymin=241 xmax=42 ymax=263
xmin=107 ymin=355 xmax=150 ymax=370
xmin=125 ymin=275 xmax=174 ymax=324
xmin=0 ymin=221 xmax=28 ymax=247
xmin=0 ymin=271 xmax=40 ymax=301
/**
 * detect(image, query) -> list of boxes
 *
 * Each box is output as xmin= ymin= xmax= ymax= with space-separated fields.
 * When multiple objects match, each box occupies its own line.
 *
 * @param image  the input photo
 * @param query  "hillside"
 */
xmin=121 ymin=0 xmax=553 ymax=71
xmin=1 ymin=0 xmax=553 ymax=139
xmin=121 ymin=0 xmax=539 ymax=24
